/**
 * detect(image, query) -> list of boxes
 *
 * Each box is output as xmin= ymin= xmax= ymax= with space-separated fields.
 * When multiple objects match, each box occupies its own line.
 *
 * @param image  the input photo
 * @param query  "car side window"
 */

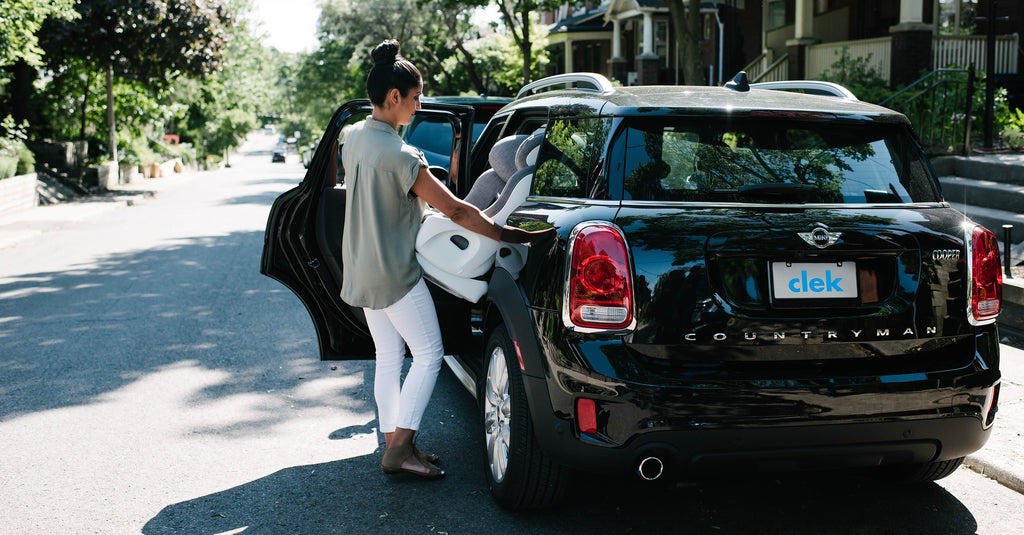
xmin=533 ymin=117 xmax=612 ymax=199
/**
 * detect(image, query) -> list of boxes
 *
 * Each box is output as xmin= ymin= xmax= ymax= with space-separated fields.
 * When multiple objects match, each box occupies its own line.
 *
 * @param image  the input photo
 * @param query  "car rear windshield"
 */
xmin=617 ymin=117 xmax=940 ymax=204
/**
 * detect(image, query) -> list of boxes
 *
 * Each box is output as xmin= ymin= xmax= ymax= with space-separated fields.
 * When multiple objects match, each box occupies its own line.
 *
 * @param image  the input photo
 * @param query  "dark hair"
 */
xmin=366 ymin=39 xmax=421 ymax=106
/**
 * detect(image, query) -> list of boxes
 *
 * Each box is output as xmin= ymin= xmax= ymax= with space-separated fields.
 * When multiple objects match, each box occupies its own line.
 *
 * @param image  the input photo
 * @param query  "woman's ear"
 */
xmin=386 ymin=88 xmax=401 ymax=108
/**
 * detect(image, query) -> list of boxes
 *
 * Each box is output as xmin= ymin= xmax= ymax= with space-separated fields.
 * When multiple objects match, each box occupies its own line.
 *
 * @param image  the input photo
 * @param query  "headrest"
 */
xmin=489 ymin=135 xmax=528 ymax=180
xmin=515 ymin=129 xmax=545 ymax=169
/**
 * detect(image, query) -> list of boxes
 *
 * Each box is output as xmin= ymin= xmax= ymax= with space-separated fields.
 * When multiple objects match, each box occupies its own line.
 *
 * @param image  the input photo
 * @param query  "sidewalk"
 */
xmin=0 ymin=169 xmax=205 ymax=250
xmin=966 ymin=342 xmax=1024 ymax=494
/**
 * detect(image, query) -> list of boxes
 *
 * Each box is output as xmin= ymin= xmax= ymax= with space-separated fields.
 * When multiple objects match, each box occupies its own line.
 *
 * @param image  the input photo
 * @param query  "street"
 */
xmin=1 ymin=132 xmax=1022 ymax=534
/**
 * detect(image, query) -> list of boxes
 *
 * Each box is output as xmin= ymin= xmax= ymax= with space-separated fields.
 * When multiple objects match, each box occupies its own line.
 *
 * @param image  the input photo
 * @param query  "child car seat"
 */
xmin=415 ymin=130 xmax=544 ymax=302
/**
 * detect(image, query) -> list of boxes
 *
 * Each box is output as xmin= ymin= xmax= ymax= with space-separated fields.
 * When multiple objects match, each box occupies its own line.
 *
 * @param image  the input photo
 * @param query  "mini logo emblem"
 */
xmin=799 ymin=227 xmax=842 ymax=249
xmin=932 ymin=249 xmax=961 ymax=262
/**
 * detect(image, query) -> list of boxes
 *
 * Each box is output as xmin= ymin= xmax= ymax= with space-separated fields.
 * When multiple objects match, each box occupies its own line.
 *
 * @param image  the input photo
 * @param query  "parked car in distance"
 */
xmin=271 ymin=144 xmax=288 ymax=163
xmin=262 ymin=72 xmax=1003 ymax=510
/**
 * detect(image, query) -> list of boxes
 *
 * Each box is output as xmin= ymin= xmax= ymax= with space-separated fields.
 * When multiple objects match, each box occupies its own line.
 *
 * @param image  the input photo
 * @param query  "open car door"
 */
xmin=261 ymin=100 xmax=475 ymax=360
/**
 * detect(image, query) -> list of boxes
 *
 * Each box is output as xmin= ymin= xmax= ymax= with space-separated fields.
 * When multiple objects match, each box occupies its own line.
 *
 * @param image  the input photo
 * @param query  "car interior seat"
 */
xmin=416 ymin=130 xmax=545 ymax=302
xmin=463 ymin=134 xmax=527 ymax=209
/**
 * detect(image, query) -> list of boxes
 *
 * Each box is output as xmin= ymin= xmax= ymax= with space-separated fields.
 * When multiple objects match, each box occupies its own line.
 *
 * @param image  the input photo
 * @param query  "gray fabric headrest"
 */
xmin=489 ymin=135 xmax=528 ymax=180
xmin=515 ymin=130 xmax=545 ymax=170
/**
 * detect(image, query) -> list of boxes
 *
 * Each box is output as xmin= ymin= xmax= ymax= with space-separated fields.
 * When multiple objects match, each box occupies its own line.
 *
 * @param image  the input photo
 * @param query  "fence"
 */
xmin=807 ymin=37 xmax=892 ymax=82
xmin=802 ymin=34 xmax=1018 ymax=83
xmin=933 ymin=34 xmax=1019 ymax=73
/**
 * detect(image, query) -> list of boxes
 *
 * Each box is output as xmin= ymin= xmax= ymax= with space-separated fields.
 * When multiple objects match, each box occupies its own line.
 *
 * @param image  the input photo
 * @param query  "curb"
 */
xmin=965 ymin=457 xmax=1024 ymax=495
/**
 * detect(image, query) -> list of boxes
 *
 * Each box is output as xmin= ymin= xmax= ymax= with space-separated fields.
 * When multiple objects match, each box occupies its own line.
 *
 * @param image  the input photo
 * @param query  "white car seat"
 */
xmin=416 ymin=130 xmax=544 ymax=302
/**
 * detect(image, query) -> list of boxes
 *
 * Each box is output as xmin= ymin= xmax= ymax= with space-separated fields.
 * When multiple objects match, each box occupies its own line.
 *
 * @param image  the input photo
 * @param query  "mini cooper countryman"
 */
xmin=262 ymin=72 xmax=1003 ymax=510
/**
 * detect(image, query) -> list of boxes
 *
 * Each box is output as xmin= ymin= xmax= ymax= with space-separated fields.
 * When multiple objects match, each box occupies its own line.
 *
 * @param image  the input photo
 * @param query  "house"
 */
xmin=542 ymin=1 xmax=1020 ymax=89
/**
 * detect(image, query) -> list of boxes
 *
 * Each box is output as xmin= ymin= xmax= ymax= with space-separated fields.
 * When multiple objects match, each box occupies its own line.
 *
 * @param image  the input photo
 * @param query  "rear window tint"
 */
xmin=618 ymin=118 xmax=940 ymax=203
xmin=534 ymin=117 xmax=613 ymax=198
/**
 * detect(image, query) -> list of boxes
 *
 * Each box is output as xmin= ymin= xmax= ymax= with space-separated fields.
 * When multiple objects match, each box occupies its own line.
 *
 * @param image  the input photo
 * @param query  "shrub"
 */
xmin=15 ymin=145 xmax=35 ymax=175
xmin=820 ymin=47 xmax=893 ymax=104
xmin=1001 ymin=107 xmax=1024 ymax=150
xmin=0 ymin=115 xmax=32 ymax=178
xmin=0 ymin=156 xmax=16 ymax=179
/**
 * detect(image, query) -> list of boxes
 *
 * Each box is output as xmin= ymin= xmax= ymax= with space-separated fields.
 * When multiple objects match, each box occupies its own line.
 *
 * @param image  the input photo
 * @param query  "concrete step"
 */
xmin=931 ymin=155 xmax=1024 ymax=186
xmin=944 ymin=201 xmax=1024 ymax=246
xmin=939 ymin=175 xmax=1024 ymax=215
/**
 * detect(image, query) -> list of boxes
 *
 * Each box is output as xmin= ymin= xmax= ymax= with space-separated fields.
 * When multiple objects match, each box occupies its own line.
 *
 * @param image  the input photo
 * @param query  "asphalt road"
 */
xmin=1 ymin=133 xmax=1022 ymax=534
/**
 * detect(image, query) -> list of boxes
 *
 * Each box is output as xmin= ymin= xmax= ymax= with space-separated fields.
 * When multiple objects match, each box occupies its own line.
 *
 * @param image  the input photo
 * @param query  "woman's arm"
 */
xmin=410 ymin=166 xmax=552 ymax=243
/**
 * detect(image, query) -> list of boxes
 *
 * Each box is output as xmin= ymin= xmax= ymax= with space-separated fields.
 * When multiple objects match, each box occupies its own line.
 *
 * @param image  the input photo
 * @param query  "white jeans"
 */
xmin=363 ymin=278 xmax=443 ymax=433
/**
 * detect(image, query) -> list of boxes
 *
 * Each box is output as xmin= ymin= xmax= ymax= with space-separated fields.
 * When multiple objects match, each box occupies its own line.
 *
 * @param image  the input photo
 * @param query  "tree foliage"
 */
xmin=174 ymin=0 xmax=276 ymax=160
xmin=41 ymin=0 xmax=231 ymax=86
xmin=0 ymin=0 xmax=77 ymax=68
xmin=436 ymin=0 xmax=568 ymax=86
xmin=38 ymin=0 xmax=232 ymax=160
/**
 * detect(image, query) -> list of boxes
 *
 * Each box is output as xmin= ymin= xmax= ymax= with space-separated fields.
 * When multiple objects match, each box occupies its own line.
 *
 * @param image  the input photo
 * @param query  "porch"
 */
xmin=746 ymin=33 xmax=1020 ymax=84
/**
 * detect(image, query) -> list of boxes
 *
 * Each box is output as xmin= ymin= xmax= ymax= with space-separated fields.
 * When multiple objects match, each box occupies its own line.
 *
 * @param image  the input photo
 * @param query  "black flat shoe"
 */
xmin=381 ymin=444 xmax=445 ymax=479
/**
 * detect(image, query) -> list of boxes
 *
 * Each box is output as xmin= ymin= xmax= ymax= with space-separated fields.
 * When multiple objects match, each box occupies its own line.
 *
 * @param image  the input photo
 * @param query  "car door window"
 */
xmin=534 ymin=116 xmax=613 ymax=199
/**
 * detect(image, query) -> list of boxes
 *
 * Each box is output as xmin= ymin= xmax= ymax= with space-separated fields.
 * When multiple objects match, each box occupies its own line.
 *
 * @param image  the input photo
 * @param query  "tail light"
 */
xmin=576 ymin=398 xmax=598 ymax=434
xmin=967 ymin=224 xmax=1002 ymax=325
xmin=565 ymin=224 xmax=634 ymax=331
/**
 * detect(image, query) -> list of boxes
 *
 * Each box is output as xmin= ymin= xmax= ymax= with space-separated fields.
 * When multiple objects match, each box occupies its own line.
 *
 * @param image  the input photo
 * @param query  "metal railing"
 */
xmin=878 ymin=65 xmax=976 ymax=155
xmin=750 ymin=54 xmax=789 ymax=83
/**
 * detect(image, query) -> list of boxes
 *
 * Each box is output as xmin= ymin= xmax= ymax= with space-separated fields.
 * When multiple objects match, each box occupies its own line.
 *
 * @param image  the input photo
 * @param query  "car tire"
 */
xmin=480 ymin=325 xmax=569 ymax=510
xmin=878 ymin=456 xmax=965 ymax=483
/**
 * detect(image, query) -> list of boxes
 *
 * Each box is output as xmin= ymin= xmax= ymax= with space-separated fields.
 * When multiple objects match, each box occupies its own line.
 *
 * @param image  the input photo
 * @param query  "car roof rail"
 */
xmin=750 ymin=80 xmax=859 ymax=100
xmin=515 ymin=73 xmax=615 ymax=100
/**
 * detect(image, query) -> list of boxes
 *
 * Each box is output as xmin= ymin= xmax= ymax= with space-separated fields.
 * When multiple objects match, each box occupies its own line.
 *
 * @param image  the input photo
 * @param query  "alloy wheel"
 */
xmin=483 ymin=344 xmax=511 ymax=483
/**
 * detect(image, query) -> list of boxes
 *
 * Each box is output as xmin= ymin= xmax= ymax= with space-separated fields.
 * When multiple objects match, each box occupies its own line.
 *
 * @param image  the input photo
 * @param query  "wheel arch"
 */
xmin=484 ymin=267 xmax=549 ymax=380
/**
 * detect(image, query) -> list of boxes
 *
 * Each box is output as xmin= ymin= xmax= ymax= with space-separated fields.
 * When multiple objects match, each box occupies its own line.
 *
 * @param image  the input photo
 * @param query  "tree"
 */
xmin=438 ymin=0 xmax=569 ymax=87
xmin=174 ymin=0 xmax=276 ymax=163
xmin=665 ymin=0 xmax=704 ymax=86
xmin=0 ymin=0 xmax=77 ymax=68
xmin=40 ymin=0 xmax=231 ymax=161
xmin=0 ymin=0 xmax=77 ymax=127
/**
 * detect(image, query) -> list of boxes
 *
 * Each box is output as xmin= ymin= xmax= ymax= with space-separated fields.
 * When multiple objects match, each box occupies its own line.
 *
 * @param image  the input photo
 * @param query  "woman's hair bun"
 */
xmin=371 ymin=39 xmax=401 ymax=65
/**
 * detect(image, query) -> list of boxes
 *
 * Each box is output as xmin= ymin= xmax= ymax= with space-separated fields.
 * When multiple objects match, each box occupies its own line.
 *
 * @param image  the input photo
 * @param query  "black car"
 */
xmin=401 ymin=95 xmax=511 ymax=169
xmin=261 ymin=72 xmax=1003 ymax=510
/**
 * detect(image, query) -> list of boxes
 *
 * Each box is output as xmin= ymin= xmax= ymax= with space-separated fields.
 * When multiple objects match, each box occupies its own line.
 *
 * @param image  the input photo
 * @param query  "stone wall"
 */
xmin=0 ymin=173 xmax=39 ymax=218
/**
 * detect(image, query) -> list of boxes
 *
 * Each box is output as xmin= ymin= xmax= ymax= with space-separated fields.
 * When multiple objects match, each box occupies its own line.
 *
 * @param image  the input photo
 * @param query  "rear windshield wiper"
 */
xmin=734 ymin=183 xmax=816 ymax=202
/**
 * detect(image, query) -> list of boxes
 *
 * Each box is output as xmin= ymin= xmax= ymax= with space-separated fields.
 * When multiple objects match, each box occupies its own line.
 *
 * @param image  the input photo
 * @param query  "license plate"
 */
xmin=771 ymin=261 xmax=858 ymax=300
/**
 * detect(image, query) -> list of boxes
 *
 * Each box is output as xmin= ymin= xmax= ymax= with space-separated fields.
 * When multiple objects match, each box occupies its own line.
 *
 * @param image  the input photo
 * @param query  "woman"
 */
xmin=341 ymin=39 xmax=551 ymax=479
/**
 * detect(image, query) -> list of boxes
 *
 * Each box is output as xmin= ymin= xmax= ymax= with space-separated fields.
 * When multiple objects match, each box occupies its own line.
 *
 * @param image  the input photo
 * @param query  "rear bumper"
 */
xmin=520 ymin=331 xmax=1000 ymax=478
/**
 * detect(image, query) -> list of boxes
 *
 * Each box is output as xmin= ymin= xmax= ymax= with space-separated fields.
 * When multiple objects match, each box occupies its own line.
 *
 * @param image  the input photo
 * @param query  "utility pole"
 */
xmin=983 ymin=0 xmax=996 ymax=148
xmin=977 ymin=0 xmax=1008 ymax=148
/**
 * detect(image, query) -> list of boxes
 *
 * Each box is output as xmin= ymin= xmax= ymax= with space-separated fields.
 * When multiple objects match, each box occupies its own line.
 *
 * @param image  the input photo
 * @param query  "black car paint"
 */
xmin=263 ymin=82 xmax=1000 ymax=485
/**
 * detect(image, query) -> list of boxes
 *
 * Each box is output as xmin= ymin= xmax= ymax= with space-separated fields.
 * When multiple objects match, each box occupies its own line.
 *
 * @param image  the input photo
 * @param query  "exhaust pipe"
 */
xmin=637 ymin=456 xmax=664 ymax=481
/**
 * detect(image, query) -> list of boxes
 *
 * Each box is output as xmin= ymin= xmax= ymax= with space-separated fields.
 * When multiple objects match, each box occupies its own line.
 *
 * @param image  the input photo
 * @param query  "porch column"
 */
xmin=786 ymin=0 xmax=818 ymax=79
xmin=637 ymin=12 xmax=660 ymax=85
xmin=641 ymin=12 xmax=656 ymax=58
xmin=565 ymin=38 xmax=574 ymax=73
xmin=889 ymin=0 xmax=933 ymax=86
xmin=794 ymin=0 xmax=814 ymax=39
xmin=608 ymin=18 xmax=628 ymax=84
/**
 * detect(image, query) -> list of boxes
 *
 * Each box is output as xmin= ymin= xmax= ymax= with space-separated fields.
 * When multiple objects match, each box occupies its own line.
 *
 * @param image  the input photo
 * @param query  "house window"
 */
xmin=938 ymin=0 xmax=977 ymax=36
xmin=767 ymin=0 xmax=786 ymax=30
xmin=655 ymin=20 xmax=669 ymax=66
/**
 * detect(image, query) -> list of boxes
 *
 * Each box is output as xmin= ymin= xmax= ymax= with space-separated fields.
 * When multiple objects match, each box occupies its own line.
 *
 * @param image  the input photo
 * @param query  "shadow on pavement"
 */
xmin=0 ymin=229 xmax=345 ymax=427
xmin=142 ymin=456 xmax=979 ymax=534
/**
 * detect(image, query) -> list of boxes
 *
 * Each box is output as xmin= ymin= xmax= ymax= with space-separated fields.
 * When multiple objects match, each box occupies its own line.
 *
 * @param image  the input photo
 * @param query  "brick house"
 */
xmin=542 ymin=1 xmax=1020 ymax=88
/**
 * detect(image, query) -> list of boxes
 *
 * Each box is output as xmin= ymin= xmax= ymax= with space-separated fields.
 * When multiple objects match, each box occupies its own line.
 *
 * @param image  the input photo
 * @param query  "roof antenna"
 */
xmin=725 ymin=71 xmax=750 ymax=92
